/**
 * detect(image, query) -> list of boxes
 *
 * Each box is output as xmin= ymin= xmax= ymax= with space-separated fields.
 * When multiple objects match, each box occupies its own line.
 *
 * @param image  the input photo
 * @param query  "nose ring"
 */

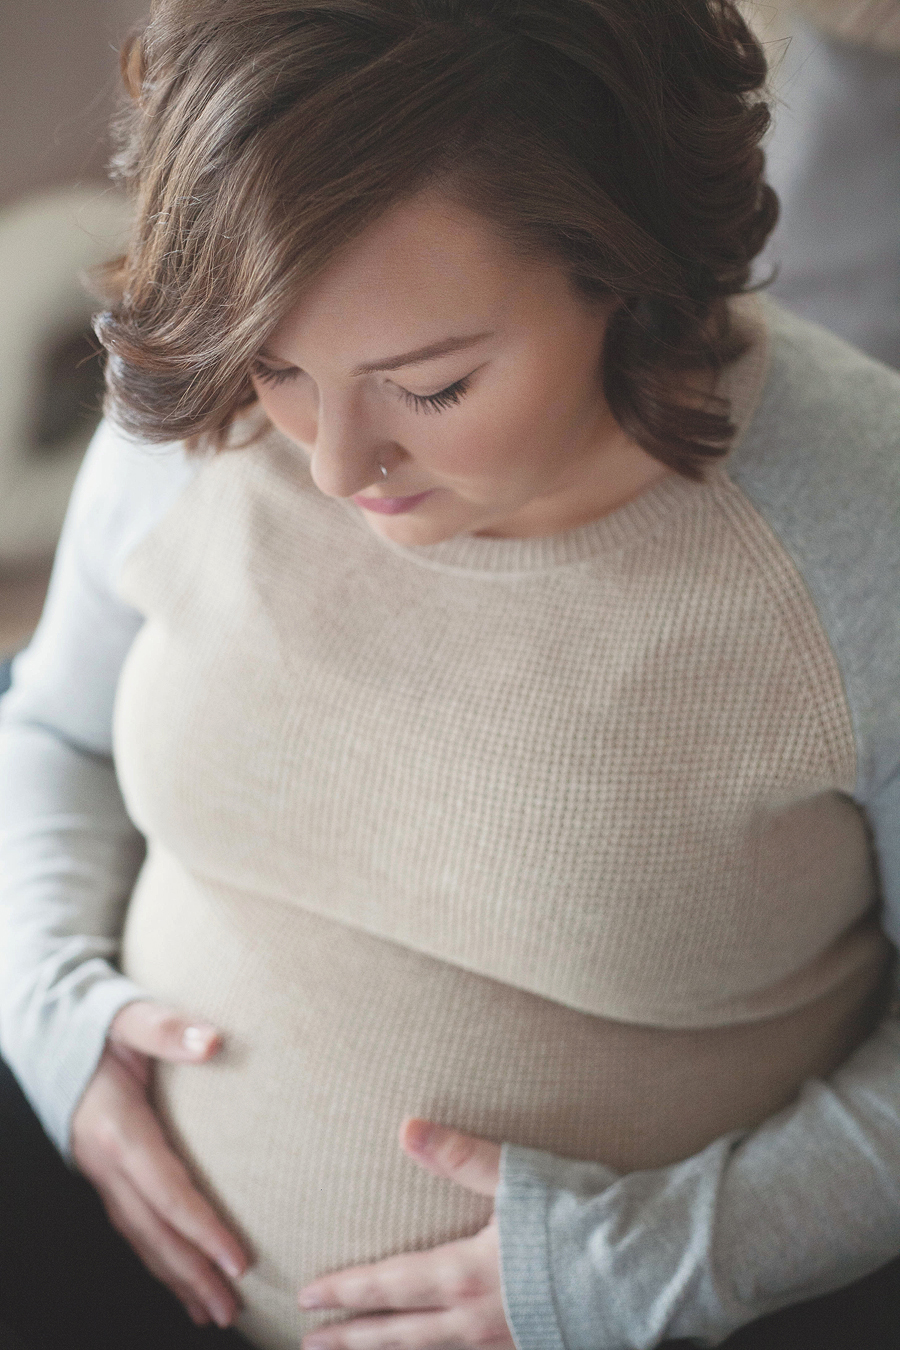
xmin=378 ymin=462 xmax=388 ymax=479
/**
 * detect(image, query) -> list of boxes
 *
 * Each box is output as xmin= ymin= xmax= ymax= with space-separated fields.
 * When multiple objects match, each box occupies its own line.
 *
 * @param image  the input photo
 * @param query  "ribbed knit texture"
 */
xmin=110 ymin=303 xmax=892 ymax=1347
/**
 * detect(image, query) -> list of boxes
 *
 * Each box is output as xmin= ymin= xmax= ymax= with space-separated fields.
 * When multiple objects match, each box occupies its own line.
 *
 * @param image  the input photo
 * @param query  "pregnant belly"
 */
xmin=121 ymin=846 xmax=890 ymax=1350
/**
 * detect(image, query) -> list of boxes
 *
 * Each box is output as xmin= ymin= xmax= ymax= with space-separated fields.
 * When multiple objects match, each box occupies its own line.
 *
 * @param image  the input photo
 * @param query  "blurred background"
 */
xmin=0 ymin=0 xmax=145 ymax=676
xmin=2 ymin=1 xmax=146 ymax=212
xmin=0 ymin=0 xmax=897 ymax=679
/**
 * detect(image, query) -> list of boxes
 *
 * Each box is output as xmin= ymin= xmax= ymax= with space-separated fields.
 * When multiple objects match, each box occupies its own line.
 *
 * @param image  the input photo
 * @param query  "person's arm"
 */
xmin=0 ymin=418 xmax=199 ymax=1154
xmin=491 ymin=306 xmax=900 ymax=1350
xmin=496 ymin=757 xmax=900 ymax=1348
xmin=0 ymin=421 xmax=249 ymax=1327
xmin=0 ymin=727 xmax=147 ymax=1154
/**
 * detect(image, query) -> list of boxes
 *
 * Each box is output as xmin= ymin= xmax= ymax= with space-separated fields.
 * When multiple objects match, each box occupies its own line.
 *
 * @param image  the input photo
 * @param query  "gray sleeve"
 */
xmin=496 ymin=304 xmax=900 ymax=1349
xmin=0 ymin=420 xmax=200 ymax=1155
xmin=498 ymin=1017 xmax=900 ymax=1349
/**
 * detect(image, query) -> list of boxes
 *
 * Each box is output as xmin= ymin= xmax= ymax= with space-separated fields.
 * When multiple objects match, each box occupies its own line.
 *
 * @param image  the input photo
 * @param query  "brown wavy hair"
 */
xmin=96 ymin=0 xmax=777 ymax=478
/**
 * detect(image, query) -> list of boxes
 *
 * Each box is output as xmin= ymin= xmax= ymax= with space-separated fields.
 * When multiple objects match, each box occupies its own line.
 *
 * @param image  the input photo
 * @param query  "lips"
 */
xmin=352 ymin=490 xmax=435 ymax=515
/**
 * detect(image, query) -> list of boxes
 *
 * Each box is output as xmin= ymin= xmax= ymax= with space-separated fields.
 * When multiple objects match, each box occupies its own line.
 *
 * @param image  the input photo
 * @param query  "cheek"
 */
xmin=420 ymin=405 xmax=546 ymax=487
xmin=443 ymin=371 xmax=574 ymax=481
xmin=252 ymin=382 xmax=318 ymax=443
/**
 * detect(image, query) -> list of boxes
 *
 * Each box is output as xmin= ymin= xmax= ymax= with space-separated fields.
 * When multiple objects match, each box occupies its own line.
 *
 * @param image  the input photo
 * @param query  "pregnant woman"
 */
xmin=2 ymin=2 xmax=900 ymax=1348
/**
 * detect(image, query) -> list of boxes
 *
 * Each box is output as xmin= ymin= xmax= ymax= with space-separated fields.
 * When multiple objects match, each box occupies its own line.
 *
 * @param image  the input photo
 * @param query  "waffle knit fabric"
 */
xmin=1 ymin=296 xmax=900 ymax=1348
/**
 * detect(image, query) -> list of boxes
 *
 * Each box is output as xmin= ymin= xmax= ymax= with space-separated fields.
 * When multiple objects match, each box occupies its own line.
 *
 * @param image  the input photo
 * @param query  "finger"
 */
xmin=106 ymin=1041 xmax=153 ymax=1088
xmin=300 ymin=1300 xmax=514 ymax=1349
xmin=183 ymin=1296 xmax=215 ymax=1328
xmin=72 ymin=1048 xmax=248 ymax=1281
xmin=99 ymin=1171 xmax=241 ymax=1329
xmin=400 ymin=1119 xmax=501 ymax=1197
xmin=184 ymin=1298 xmax=214 ymax=1327
xmin=299 ymin=1228 xmax=496 ymax=1313
xmin=115 ymin=1097 xmax=249 ymax=1280
xmin=110 ymin=1000 xmax=221 ymax=1062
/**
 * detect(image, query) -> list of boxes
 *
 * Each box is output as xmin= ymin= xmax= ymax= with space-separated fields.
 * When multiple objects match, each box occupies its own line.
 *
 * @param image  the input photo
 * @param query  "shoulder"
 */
xmin=725 ymin=297 xmax=900 ymax=798
xmin=729 ymin=295 xmax=900 ymax=501
xmin=0 ymin=422 xmax=203 ymax=755
xmin=65 ymin=419 xmax=204 ymax=594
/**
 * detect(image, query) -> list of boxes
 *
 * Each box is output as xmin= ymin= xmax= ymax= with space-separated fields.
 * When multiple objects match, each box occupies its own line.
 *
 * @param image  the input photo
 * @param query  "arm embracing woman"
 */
xmin=0 ymin=423 xmax=248 ymax=1329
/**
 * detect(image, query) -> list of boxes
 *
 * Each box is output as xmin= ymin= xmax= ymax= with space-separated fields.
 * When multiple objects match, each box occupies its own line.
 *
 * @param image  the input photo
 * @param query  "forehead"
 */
xmin=267 ymin=189 xmax=554 ymax=364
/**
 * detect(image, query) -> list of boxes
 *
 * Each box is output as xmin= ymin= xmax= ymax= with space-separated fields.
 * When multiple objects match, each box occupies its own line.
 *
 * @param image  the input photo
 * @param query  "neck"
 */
xmin=475 ymin=434 xmax=674 ymax=540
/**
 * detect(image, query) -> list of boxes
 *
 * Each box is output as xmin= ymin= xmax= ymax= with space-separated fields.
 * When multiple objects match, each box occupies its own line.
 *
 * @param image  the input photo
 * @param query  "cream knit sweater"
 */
xmin=2 ymin=297 xmax=900 ymax=1348
xmin=109 ymin=296 xmax=886 ymax=1345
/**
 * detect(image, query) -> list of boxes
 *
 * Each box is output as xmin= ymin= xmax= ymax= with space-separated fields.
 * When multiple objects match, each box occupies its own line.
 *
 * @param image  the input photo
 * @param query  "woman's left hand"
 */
xmin=297 ymin=1118 xmax=515 ymax=1349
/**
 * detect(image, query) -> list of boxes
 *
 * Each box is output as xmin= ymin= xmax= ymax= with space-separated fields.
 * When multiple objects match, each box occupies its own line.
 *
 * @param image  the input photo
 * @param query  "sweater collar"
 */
xmin=358 ymin=293 xmax=772 ymax=575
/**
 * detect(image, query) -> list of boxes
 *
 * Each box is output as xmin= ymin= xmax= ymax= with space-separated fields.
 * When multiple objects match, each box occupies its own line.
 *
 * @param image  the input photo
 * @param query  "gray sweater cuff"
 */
xmin=496 ymin=1022 xmax=900 ymax=1350
xmin=1 ymin=968 xmax=147 ymax=1158
xmin=496 ymin=1134 xmax=751 ymax=1350
xmin=497 ymin=1142 xmax=619 ymax=1350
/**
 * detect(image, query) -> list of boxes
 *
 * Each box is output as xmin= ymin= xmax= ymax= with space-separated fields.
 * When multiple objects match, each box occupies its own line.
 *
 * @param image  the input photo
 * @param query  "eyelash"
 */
xmin=399 ymin=375 xmax=471 ymax=414
xmin=251 ymin=362 xmax=297 ymax=388
xmin=251 ymin=362 xmax=472 ymax=415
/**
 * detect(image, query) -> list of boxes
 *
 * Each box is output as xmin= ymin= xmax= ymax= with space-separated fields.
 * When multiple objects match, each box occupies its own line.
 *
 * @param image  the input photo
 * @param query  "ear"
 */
xmin=120 ymin=27 xmax=147 ymax=104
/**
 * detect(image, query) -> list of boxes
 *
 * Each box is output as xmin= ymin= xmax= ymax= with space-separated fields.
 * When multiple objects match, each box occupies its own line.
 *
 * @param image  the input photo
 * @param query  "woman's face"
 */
xmin=250 ymin=188 xmax=666 ymax=545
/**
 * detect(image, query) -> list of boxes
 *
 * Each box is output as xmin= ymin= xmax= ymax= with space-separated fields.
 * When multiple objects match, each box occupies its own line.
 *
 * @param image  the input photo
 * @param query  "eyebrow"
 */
xmin=350 ymin=331 xmax=494 ymax=376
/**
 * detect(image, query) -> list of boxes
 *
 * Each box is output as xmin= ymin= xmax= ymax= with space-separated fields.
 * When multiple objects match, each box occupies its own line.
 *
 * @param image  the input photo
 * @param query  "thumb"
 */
xmin=109 ymin=999 xmax=221 ymax=1063
xmin=399 ymin=1118 xmax=501 ymax=1198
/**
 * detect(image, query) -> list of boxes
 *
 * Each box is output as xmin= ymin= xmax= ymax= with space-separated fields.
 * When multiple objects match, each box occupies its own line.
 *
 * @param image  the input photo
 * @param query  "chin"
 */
xmin=362 ymin=507 xmax=470 ymax=547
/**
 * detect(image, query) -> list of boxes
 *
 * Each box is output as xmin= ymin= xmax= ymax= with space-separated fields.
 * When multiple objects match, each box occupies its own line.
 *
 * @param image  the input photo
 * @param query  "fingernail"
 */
xmin=208 ymin=1298 xmax=232 ymax=1328
xmin=405 ymin=1119 xmax=437 ymax=1153
xmin=182 ymin=1025 xmax=213 ymax=1056
xmin=305 ymin=1342 xmax=327 ymax=1350
xmin=298 ymin=1290 xmax=325 ymax=1308
xmin=219 ymin=1255 xmax=243 ymax=1280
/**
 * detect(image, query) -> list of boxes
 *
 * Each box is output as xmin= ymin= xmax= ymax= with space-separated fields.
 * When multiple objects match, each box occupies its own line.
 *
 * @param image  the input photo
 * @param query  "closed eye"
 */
xmin=251 ymin=360 xmax=474 ymax=413
xmin=399 ymin=375 xmax=472 ymax=414
xmin=251 ymin=360 xmax=298 ymax=388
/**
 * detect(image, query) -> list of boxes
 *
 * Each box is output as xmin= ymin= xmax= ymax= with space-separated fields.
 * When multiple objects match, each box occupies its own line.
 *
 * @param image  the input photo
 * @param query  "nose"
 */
xmin=307 ymin=393 xmax=391 ymax=499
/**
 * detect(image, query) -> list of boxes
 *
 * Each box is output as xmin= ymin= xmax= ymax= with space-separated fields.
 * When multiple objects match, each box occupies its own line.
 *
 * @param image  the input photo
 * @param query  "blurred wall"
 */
xmin=0 ymin=0 xmax=148 ymax=209
xmin=0 ymin=1 xmax=146 ymax=643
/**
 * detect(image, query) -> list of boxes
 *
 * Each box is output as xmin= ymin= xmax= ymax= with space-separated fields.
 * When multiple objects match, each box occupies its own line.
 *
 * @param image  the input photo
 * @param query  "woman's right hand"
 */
xmin=70 ymin=999 xmax=250 ymax=1328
